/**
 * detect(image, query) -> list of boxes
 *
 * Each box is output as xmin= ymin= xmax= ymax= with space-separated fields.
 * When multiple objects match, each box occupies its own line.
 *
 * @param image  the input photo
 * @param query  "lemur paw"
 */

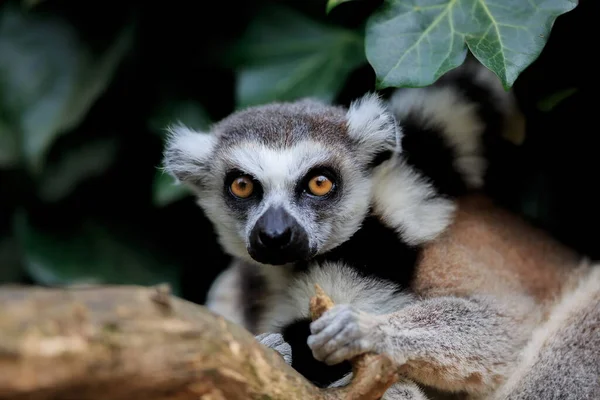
xmin=308 ymin=304 xmax=382 ymax=365
xmin=255 ymin=332 xmax=292 ymax=365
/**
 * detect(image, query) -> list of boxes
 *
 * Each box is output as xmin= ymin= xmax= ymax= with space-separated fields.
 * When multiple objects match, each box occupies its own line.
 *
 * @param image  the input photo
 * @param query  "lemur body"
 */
xmin=163 ymin=60 xmax=600 ymax=399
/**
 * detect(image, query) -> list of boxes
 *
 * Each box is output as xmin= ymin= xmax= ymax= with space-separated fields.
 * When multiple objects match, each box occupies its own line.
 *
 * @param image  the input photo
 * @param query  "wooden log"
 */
xmin=0 ymin=284 xmax=399 ymax=400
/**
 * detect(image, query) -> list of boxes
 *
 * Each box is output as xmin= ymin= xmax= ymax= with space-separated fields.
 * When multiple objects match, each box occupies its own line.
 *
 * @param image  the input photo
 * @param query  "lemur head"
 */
xmin=163 ymin=94 xmax=399 ymax=266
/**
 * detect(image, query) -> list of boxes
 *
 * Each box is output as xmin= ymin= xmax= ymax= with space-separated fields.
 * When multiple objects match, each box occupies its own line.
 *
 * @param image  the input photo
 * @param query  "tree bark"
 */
xmin=0 ymin=284 xmax=398 ymax=400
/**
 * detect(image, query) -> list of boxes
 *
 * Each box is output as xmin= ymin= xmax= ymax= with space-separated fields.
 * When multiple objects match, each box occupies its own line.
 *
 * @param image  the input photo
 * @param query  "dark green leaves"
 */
xmin=366 ymin=0 xmax=577 ymax=89
xmin=15 ymin=212 xmax=182 ymax=294
xmin=37 ymin=137 xmax=120 ymax=202
xmin=0 ymin=5 xmax=133 ymax=172
xmin=326 ymin=0 xmax=356 ymax=14
xmin=537 ymin=87 xmax=578 ymax=112
xmin=228 ymin=5 xmax=365 ymax=108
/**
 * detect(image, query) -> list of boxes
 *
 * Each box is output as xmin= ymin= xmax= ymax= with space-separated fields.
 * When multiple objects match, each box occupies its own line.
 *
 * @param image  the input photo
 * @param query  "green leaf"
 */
xmin=37 ymin=137 xmax=120 ymax=202
xmin=366 ymin=0 xmax=577 ymax=90
xmin=0 ymin=5 xmax=134 ymax=172
xmin=227 ymin=4 xmax=366 ymax=108
xmin=326 ymin=0 xmax=356 ymax=14
xmin=14 ymin=212 xmax=182 ymax=294
xmin=537 ymin=87 xmax=578 ymax=112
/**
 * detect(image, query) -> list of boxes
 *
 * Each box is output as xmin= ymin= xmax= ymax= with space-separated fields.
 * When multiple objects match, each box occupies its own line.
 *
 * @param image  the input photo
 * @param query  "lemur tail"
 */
xmin=385 ymin=57 xmax=524 ymax=194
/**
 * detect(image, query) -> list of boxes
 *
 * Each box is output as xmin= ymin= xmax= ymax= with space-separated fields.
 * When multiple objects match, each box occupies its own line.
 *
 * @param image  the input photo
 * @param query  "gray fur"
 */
xmin=492 ymin=264 xmax=600 ymax=400
xmin=306 ymin=294 xmax=537 ymax=396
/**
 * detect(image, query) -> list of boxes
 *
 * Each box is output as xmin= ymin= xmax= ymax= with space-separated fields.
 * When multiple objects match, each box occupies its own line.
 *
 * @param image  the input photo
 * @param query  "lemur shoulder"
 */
xmin=163 ymin=60 xmax=600 ymax=400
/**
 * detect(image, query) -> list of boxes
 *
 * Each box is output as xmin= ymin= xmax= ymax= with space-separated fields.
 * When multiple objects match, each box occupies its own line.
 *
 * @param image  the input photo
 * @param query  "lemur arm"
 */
xmin=308 ymin=295 xmax=533 ymax=396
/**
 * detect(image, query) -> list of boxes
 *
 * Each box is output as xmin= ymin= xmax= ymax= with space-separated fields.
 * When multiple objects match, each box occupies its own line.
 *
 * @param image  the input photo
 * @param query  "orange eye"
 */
xmin=308 ymin=175 xmax=333 ymax=196
xmin=230 ymin=176 xmax=254 ymax=198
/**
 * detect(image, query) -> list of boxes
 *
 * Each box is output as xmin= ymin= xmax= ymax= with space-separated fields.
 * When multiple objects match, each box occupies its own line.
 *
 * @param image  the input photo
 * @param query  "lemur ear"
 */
xmin=346 ymin=93 xmax=400 ymax=168
xmin=161 ymin=123 xmax=216 ymax=188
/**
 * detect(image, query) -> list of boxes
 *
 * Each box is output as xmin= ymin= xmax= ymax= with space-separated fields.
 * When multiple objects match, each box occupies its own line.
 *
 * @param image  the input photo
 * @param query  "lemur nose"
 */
xmin=249 ymin=206 xmax=310 ymax=265
xmin=259 ymin=226 xmax=292 ymax=248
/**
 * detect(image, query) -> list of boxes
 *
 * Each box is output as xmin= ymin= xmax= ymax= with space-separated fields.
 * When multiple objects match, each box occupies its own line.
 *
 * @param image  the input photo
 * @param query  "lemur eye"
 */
xmin=230 ymin=176 xmax=254 ymax=198
xmin=307 ymin=175 xmax=333 ymax=196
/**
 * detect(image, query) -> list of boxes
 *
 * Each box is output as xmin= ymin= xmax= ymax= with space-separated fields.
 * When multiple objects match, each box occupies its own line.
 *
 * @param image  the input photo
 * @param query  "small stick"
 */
xmin=310 ymin=284 xmax=400 ymax=400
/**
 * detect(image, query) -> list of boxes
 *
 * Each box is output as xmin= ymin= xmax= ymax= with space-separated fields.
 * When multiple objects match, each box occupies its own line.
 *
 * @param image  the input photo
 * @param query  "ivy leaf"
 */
xmin=366 ymin=0 xmax=577 ymax=90
xmin=149 ymin=99 xmax=210 ymax=207
xmin=0 ymin=5 xmax=134 ymax=172
xmin=227 ymin=4 xmax=365 ymax=108
xmin=14 ymin=212 xmax=182 ymax=294
xmin=37 ymin=137 xmax=120 ymax=202
xmin=326 ymin=0 xmax=356 ymax=14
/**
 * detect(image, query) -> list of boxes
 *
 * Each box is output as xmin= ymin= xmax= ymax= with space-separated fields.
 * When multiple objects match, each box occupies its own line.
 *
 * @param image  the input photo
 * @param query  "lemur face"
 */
xmin=213 ymin=137 xmax=370 ymax=265
xmin=163 ymin=95 xmax=398 ymax=266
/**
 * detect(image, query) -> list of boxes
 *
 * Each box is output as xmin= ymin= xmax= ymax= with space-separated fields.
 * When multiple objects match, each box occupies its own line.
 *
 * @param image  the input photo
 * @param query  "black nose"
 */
xmin=249 ymin=206 xmax=310 ymax=265
xmin=259 ymin=226 xmax=292 ymax=248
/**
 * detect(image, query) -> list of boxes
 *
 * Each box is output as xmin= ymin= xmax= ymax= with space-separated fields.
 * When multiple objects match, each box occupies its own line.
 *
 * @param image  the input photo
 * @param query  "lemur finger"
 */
xmin=307 ymin=321 xmax=346 ymax=357
xmin=309 ymin=304 xmax=352 ymax=334
xmin=256 ymin=332 xmax=293 ymax=365
xmin=328 ymin=372 xmax=353 ymax=388
xmin=274 ymin=342 xmax=293 ymax=365
xmin=310 ymin=324 xmax=358 ymax=361
xmin=323 ymin=338 xmax=371 ymax=365
xmin=256 ymin=332 xmax=285 ymax=348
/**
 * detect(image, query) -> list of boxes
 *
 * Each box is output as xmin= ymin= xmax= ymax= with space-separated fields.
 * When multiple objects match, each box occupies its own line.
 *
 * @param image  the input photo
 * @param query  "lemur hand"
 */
xmin=255 ymin=332 xmax=292 ymax=365
xmin=307 ymin=304 xmax=384 ymax=365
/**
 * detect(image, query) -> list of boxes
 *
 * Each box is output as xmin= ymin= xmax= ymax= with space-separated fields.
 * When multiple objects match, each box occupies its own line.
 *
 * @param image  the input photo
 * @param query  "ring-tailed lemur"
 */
xmin=162 ymin=60 xmax=600 ymax=399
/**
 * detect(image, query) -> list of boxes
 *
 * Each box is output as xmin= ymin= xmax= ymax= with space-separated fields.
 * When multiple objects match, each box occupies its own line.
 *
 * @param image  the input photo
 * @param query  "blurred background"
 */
xmin=0 ymin=0 xmax=598 ymax=306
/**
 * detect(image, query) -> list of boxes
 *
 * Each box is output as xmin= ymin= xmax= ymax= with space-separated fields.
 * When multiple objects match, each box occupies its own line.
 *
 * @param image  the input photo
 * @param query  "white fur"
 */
xmin=224 ymin=141 xmax=333 ymax=189
xmin=162 ymin=124 xmax=216 ymax=182
xmin=204 ymin=263 xmax=246 ymax=327
xmin=372 ymin=157 xmax=456 ymax=246
xmin=388 ymin=87 xmax=486 ymax=188
xmin=258 ymin=262 xmax=414 ymax=332
xmin=346 ymin=93 xmax=399 ymax=161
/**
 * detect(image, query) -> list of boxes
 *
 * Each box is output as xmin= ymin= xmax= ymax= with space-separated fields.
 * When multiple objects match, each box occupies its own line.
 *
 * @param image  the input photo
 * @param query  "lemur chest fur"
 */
xmin=259 ymin=213 xmax=419 ymax=388
xmin=261 ymin=213 xmax=419 ymax=328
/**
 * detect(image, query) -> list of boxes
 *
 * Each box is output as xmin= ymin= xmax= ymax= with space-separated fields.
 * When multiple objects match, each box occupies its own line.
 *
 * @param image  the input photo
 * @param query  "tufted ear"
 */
xmin=346 ymin=93 xmax=401 ymax=168
xmin=161 ymin=123 xmax=217 ymax=188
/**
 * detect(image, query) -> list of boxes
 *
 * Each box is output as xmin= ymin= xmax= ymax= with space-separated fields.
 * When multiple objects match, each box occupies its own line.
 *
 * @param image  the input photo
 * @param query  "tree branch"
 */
xmin=0 ymin=284 xmax=398 ymax=400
